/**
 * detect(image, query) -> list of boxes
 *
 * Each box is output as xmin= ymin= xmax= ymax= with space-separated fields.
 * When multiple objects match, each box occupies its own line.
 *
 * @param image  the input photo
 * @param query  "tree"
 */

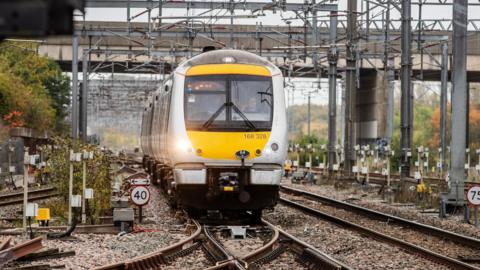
xmin=0 ymin=41 xmax=70 ymax=134
xmin=0 ymin=70 xmax=55 ymax=131
xmin=430 ymin=103 xmax=480 ymax=165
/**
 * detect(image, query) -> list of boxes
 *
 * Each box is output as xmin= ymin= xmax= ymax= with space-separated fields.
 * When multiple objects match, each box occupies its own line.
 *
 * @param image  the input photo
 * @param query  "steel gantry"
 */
xmin=69 ymin=0 xmax=474 ymax=213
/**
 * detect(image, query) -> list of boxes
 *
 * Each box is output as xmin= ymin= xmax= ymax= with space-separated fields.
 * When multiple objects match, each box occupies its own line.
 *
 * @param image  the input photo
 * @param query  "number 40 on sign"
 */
xmin=130 ymin=186 xmax=150 ymax=206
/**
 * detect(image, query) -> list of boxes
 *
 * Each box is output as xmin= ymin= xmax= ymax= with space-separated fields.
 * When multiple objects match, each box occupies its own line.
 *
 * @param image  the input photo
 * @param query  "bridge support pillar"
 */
xmin=355 ymin=70 xmax=390 ymax=146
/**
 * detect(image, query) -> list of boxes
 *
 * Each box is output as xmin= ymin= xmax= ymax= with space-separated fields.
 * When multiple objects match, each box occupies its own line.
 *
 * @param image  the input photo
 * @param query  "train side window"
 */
xmin=164 ymin=85 xmax=169 ymax=92
xmin=155 ymin=95 xmax=159 ymax=100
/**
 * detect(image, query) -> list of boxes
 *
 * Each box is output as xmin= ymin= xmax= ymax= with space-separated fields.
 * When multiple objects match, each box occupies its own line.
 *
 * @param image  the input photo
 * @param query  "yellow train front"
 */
xmin=141 ymin=50 xmax=287 ymax=217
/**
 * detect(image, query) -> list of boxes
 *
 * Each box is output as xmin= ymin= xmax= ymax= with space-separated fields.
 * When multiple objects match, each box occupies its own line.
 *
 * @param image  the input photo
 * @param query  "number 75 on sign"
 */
xmin=467 ymin=186 xmax=480 ymax=206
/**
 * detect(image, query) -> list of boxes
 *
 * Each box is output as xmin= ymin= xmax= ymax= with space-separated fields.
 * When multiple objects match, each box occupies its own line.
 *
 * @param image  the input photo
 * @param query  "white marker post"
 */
xmin=467 ymin=186 xmax=480 ymax=227
xmin=81 ymin=151 xmax=93 ymax=224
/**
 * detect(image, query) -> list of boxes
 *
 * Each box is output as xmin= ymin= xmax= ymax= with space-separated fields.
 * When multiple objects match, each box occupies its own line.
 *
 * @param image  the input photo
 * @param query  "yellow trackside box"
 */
xmin=36 ymin=208 xmax=50 ymax=221
xmin=416 ymin=183 xmax=426 ymax=193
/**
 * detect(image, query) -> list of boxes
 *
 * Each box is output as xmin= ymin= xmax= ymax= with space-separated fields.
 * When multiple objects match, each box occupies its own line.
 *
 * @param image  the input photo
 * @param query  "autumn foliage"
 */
xmin=0 ymin=41 xmax=69 ymax=133
xmin=3 ymin=111 xmax=25 ymax=128
xmin=430 ymin=103 xmax=480 ymax=151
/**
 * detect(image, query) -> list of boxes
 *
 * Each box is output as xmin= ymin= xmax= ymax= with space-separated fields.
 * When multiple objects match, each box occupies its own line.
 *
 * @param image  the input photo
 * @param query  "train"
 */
xmin=141 ymin=49 xmax=287 ymax=218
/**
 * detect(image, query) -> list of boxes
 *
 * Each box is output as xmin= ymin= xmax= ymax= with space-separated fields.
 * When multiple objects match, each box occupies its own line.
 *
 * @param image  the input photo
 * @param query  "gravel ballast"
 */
xmin=264 ymin=203 xmax=450 ymax=270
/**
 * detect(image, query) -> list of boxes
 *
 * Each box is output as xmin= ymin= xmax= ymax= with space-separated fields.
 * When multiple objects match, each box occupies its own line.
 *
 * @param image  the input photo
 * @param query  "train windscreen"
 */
xmin=185 ymin=75 xmax=273 ymax=131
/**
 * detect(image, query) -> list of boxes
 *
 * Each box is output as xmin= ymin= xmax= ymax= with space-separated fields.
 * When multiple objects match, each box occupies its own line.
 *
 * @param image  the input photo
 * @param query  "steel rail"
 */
xmin=281 ymin=185 xmax=480 ymax=248
xmin=306 ymin=166 xmax=445 ymax=182
xmin=202 ymin=226 xmax=246 ymax=270
xmin=0 ymin=237 xmax=11 ymax=251
xmin=280 ymin=196 xmax=480 ymax=270
xmin=95 ymin=214 xmax=353 ymax=269
xmin=0 ymin=237 xmax=43 ymax=267
xmin=241 ymin=222 xmax=279 ymax=263
xmin=262 ymin=219 xmax=353 ymax=270
xmin=202 ymin=218 xmax=352 ymax=270
xmin=0 ymin=187 xmax=58 ymax=207
xmin=0 ymin=225 xmax=120 ymax=235
xmin=0 ymin=187 xmax=55 ymax=200
xmin=93 ymin=219 xmax=202 ymax=270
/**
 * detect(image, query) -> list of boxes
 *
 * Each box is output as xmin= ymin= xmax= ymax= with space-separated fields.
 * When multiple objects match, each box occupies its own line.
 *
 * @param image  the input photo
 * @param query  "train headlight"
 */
xmin=271 ymin=143 xmax=279 ymax=152
xmin=176 ymin=139 xmax=192 ymax=152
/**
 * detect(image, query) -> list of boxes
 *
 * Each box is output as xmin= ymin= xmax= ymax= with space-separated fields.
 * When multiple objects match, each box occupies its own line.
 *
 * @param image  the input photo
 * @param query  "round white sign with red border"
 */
xmin=130 ymin=186 xmax=150 ymax=206
xmin=467 ymin=186 xmax=480 ymax=206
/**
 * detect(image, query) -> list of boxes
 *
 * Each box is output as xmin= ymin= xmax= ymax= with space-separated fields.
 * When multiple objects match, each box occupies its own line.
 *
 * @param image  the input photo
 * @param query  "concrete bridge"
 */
xmin=33 ymin=21 xmax=480 ymax=81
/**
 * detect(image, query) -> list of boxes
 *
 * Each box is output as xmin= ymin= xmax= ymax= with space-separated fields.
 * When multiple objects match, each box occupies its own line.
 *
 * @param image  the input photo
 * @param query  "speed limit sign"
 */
xmin=467 ymin=186 xmax=480 ymax=206
xmin=130 ymin=186 xmax=150 ymax=206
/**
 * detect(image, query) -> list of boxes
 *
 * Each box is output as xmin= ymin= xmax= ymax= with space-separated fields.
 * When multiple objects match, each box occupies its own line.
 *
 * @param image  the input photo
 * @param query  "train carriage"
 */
xmin=141 ymin=49 xmax=287 ymax=217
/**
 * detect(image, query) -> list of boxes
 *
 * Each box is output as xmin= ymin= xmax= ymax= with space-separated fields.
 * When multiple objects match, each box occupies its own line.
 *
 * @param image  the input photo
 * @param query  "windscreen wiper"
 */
xmin=231 ymin=103 xmax=257 ymax=131
xmin=258 ymin=85 xmax=273 ymax=107
xmin=201 ymin=102 xmax=228 ymax=130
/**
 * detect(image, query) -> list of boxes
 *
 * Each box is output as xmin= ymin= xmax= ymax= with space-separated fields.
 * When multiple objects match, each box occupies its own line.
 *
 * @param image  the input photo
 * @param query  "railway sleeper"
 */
xmin=247 ymin=244 xmax=287 ymax=270
xmin=299 ymin=248 xmax=343 ymax=270
xmin=164 ymin=241 xmax=202 ymax=264
xmin=201 ymin=240 xmax=229 ymax=263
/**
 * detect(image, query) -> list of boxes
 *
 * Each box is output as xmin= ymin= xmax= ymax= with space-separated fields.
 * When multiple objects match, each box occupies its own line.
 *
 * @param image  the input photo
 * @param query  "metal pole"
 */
xmin=344 ymin=0 xmax=357 ymax=176
xmin=365 ymin=0 xmax=370 ymax=39
xmin=340 ymin=76 xmax=346 ymax=148
xmin=127 ymin=0 xmax=131 ymax=35
xmin=312 ymin=0 xmax=318 ymax=69
xmin=440 ymin=41 xmax=448 ymax=175
xmin=384 ymin=2 xmax=394 ymax=143
xmin=307 ymin=94 xmax=311 ymax=137
xmin=68 ymin=150 xmax=73 ymax=225
xmin=387 ymin=154 xmax=391 ymax=186
xmin=450 ymin=0 xmax=468 ymax=205
xmin=400 ymin=0 xmax=412 ymax=179
xmin=328 ymin=9 xmax=338 ymax=174
xmin=23 ymin=149 xmax=29 ymax=230
xmin=81 ymin=51 xmax=88 ymax=143
xmin=386 ymin=57 xmax=395 ymax=143
xmin=82 ymin=159 xmax=86 ymax=224
xmin=7 ymin=141 xmax=12 ymax=186
xmin=328 ymin=46 xmax=338 ymax=173
xmin=418 ymin=2 xmax=424 ymax=80
xmin=158 ymin=0 xmax=162 ymax=37
xmin=229 ymin=0 xmax=234 ymax=48
xmin=147 ymin=7 xmax=152 ymax=55
xmin=475 ymin=206 xmax=478 ymax=227
xmin=71 ymin=36 xmax=79 ymax=139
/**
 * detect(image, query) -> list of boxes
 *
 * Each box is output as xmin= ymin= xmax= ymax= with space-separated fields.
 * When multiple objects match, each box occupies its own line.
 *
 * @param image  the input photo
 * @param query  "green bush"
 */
xmin=41 ymin=137 xmax=111 ymax=224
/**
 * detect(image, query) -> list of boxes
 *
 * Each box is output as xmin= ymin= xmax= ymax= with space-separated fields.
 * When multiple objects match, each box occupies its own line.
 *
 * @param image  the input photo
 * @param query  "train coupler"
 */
xmin=218 ymin=173 xmax=240 ymax=193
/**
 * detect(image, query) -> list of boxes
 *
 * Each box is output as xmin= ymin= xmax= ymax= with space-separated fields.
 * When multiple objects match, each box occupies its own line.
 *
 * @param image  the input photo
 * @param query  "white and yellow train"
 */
xmin=141 ymin=49 xmax=287 ymax=217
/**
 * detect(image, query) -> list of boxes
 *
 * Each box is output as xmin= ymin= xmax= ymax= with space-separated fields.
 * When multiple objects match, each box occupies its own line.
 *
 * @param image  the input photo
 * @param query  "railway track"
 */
xmin=0 ymin=187 xmax=58 ymax=207
xmin=306 ymin=167 xmax=442 ymax=182
xmin=94 ymin=217 xmax=352 ymax=270
xmin=280 ymin=185 xmax=480 ymax=270
xmin=0 ymin=237 xmax=43 ymax=267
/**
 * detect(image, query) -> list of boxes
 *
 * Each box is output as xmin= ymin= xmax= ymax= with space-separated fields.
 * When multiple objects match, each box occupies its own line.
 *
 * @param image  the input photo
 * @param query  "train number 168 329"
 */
xmin=244 ymin=133 xmax=267 ymax=140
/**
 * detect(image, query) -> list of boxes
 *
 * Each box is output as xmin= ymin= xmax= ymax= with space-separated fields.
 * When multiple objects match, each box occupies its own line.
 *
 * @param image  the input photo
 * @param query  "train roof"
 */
xmin=180 ymin=49 xmax=280 ymax=72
